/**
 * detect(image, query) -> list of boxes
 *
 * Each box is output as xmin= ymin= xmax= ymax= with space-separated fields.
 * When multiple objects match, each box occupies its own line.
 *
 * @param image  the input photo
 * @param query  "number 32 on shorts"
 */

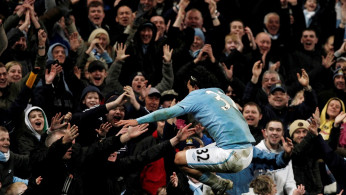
xmin=196 ymin=148 xmax=210 ymax=162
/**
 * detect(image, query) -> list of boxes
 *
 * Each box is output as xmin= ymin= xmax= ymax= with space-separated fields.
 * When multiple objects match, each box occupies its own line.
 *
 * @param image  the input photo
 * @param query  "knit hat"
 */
xmin=194 ymin=28 xmax=205 ymax=42
xmin=289 ymin=119 xmax=310 ymax=137
xmin=80 ymin=85 xmax=103 ymax=102
xmin=87 ymin=28 xmax=110 ymax=46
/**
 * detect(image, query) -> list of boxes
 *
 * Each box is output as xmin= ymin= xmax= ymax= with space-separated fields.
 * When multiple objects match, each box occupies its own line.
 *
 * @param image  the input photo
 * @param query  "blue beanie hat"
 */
xmin=194 ymin=28 xmax=205 ymax=42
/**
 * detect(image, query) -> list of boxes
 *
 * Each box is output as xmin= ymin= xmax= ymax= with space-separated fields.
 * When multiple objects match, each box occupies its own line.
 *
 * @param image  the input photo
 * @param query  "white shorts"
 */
xmin=185 ymin=143 xmax=253 ymax=173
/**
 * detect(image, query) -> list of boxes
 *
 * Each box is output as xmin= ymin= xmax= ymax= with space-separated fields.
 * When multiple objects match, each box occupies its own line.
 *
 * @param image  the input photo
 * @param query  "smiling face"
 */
xmin=255 ymin=33 xmax=271 ymax=54
xmin=264 ymin=121 xmax=283 ymax=149
xmin=140 ymin=27 xmax=153 ymax=44
xmin=243 ymin=105 xmax=262 ymax=127
xmin=145 ymin=95 xmax=160 ymax=112
xmin=0 ymin=130 xmax=10 ymax=153
xmin=116 ymin=6 xmax=133 ymax=27
xmin=334 ymin=75 xmax=345 ymax=90
xmin=29 ymin=110 xmax=45 ymax=133
xmin=132 ymin=75 xmax=146 ymax=93
xmin=0 ymin=67 xmax=9 ymax=88
xmin=292 ymin=128 xmax=308 ymax=144
xmin=265 ymin=14 xmax=280 ymax=35
xmin=301 ymin=30 xmax=318 ymax=51
xmin=224 ymin=34 xmax=241 ymax=53
xmin=150 ymin=16 xmax=166 ymax=38
xmin=95 ymin=33 xmax=108 ymax=49
xmin=230 ymin=21 xmax=245 ymax=37
xmin=190 ymin=36 xmax=204 ymax=52
xmin=305 ymin=0 xmax=317 ymax=11
xmin=185 ymin=10 xmax=203 ymax=29
xmin=83 ymin=91 xmax=100 ymax=108
xmin=88 ymin=5 xmax=105 ymax=26
xmin=7 ymin=64 xmax=22 ymax=83
xmin=268 ymin=91 xmax=289 ymax=109
xmin=106 ymin=106 xmax=126 ymax=127
xmin=262 ymin=72 xmax=280 ymax=94
xmin=326 ymin=99 xmax=342 ymax=120
xmin=89 ymin=69 xmax=107 ymax=86
xmin=52 ymin=46 xmax=66 ymax=64
xmin=140 ymin=0 xmax=156 ymax=11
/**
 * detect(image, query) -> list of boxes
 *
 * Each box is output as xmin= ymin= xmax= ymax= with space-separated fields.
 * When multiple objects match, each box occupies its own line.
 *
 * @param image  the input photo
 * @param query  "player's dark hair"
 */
xmin=188 ymin=66 xmax=222 ymax=89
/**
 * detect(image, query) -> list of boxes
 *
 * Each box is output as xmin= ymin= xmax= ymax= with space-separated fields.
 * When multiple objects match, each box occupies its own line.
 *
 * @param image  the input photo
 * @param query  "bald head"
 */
xmin=255 ymin=32 xmax=271 ymax=54
xmin=185 ymin=9 xmax=203 ymax=29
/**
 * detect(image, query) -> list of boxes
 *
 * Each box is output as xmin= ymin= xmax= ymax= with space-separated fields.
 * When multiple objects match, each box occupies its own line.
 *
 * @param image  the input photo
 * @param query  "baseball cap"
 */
xmin=289 ymin=119 xmax=310 ymax=137
xmin=148 ymin=87 xmax=161 ymax=97
xmin=270 ymin=83 xmax=287 ymax=94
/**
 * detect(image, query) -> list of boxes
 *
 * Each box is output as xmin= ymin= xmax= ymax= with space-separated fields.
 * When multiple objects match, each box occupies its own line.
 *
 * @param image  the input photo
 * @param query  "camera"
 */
xmin=54 ymin=60 xmax=60 ymax=65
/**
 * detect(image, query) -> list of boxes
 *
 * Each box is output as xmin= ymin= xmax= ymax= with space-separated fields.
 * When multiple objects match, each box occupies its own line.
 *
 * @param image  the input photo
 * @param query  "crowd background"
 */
xmin=0 ymin=0 xmax=346 ymax=194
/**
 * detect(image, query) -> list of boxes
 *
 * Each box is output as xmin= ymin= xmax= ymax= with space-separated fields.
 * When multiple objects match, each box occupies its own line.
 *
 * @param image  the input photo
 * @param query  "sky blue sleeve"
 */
xmin=252 ymin=147 xmax=289 ymax=170
xmin=137 ymin=105 xmax=186 ymax=124
xmin=13 ymin=176 xmax=29 ymax=185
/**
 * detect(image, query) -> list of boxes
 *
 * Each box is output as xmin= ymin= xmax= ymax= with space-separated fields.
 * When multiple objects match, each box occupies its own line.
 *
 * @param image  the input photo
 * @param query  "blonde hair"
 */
xmin=225 ymin=33 xmax=240 ymax=43
xmin=5 ymin=61 xmax=22 ymax=72
xmin=250 ymin=175 xmax=275 ymax=195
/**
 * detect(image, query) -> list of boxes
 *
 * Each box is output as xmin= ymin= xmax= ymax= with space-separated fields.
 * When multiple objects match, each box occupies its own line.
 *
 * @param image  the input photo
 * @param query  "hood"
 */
xmin=320 ymin=97 xmax=345 ymax=140
xmin=24 ymin=106 xmax=49 ymax=141
xmin=47 ymin=43 xmax=69 ymax=61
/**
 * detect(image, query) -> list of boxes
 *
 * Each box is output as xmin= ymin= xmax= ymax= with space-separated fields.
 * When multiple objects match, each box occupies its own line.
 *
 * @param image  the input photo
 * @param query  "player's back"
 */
xmin=181 ymin=88 xmax=255 ymax=149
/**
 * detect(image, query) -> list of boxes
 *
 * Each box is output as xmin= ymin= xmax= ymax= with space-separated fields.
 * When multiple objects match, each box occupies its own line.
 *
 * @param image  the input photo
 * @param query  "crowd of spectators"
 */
xmin=0 ymin=0 xmax=346 ymax=194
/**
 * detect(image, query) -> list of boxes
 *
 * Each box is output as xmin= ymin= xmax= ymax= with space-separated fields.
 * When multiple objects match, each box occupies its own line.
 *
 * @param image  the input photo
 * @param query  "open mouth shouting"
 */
xmin=33 ymin=121 xmax=44 ymax=131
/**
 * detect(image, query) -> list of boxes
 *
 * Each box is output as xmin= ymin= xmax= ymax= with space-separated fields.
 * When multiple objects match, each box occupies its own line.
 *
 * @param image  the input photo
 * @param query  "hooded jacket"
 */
xmin=320 ymin=97 xmax=345 ymax=140
xmin=17 ymin=106 xmax=49 ymax=155
xmin=47 ymin=43 xmax=69 ymax=61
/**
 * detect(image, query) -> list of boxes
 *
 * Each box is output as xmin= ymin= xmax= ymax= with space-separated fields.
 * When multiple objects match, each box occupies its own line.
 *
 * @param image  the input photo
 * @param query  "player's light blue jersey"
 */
xmin=137 ymin=88 xmax=255 ymax=149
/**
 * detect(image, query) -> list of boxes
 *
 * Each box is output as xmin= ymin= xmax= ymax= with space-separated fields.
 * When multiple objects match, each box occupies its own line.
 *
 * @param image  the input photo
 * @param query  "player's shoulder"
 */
xmin=194 ymin=88 xmax=224 ymax=94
